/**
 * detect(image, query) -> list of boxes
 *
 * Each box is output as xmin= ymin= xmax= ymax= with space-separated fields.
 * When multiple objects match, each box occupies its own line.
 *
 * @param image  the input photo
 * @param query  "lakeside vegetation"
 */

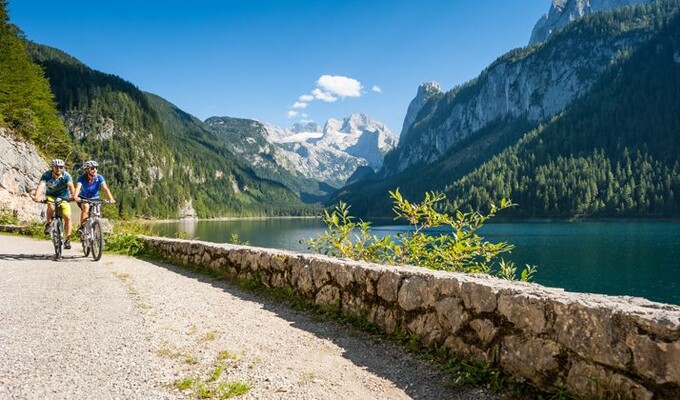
xmin=307 ymin=190 xmax=536 ymax=281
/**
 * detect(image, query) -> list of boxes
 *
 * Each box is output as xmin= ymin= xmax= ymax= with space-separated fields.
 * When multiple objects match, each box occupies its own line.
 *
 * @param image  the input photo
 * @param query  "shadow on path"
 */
xmin=141 ymin=258 xmax=495 ymax=400
xmin=0 ymin=253 xmax=90 ymax=262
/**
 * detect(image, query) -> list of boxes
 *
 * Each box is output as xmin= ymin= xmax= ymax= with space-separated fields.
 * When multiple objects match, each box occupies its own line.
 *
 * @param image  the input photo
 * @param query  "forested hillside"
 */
xmin=0 ymin=0 xmax=69 ymax=157
xmin=444 ymin=10 xmax=680 ymax=217
xmin=335 ymin=0 xmax=680 ymax=219
xmin=26 ymin=42 xmax=313 ymax=218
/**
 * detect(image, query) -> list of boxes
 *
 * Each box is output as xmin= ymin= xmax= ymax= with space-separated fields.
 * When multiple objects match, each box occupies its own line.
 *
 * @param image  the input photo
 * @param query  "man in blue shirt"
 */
xmin=33 ymin=159 xmax=77 ymax=249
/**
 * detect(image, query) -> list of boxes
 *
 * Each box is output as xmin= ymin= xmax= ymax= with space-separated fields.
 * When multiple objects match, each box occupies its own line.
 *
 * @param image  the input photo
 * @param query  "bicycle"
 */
xmin=36 ymin=197 xmax=71 ymax=260
xmin=78 ymin=198 xmax=109 ymax=261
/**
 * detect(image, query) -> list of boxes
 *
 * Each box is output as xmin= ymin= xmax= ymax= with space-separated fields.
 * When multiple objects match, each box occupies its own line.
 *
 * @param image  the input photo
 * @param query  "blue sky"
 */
xmin=9 ymin=1 xmax=548 ymax=135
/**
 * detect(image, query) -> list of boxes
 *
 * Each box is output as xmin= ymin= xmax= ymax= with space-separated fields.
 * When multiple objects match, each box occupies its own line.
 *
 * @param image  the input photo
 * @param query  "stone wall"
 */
xmin=143 ymin=236 xmax=679 ymax=398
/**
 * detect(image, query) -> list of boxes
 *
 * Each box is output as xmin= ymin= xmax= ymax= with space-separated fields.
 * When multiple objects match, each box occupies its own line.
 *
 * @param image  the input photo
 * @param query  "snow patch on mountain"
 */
xmin=263 ymin=114 xmax=398 ymax=187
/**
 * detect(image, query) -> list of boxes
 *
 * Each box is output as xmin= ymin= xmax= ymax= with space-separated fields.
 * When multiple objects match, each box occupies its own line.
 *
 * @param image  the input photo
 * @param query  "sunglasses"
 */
xmin=88 ymin=167 xmax=98 ymax=170
xmin=54 ymin=166 xmax=64 ymax=169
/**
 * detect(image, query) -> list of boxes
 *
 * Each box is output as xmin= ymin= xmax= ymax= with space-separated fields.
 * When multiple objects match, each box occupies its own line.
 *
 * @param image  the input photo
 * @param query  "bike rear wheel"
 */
xmin=91 ymin=220 xmax=103 ymax=261
xmin=52 ymin=218 xmax=63 ymax=259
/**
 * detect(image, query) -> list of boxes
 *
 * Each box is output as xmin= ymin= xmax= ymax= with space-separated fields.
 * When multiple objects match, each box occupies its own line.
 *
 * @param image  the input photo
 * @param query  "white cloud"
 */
xmin=317 ymin=75 xmax=363 ymax=98
xmin=372 ymin=85 xmax=382 ymax=93
xmin=312 ymin=88 xmax=337 ymax=103
xmin=287 ymin=75 xmax=362 ymax=117
xmin=301 ymin=114 xmax=309 ymax=119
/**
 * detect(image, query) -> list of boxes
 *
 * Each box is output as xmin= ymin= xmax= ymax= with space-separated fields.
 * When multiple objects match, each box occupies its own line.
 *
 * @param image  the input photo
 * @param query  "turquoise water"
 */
xmin=150 ymin=219 xmax=680 ymax=306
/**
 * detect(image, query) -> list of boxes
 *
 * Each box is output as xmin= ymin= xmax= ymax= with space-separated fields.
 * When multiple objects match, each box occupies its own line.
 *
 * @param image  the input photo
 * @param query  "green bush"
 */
xmin=0 ymin=207 xmax=19 ymax=225
xmin=306 ymin=189 xmax=536 ymax=281
xmin=104 ymin=220 xmax=155 ymax=256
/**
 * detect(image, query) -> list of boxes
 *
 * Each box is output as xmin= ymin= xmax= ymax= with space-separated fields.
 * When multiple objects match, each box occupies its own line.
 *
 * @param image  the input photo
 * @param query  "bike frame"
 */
xmin=79 ymin=198 xmax=107 ymax=261
xmin=43 ymin=198 xmax=66 ymax=260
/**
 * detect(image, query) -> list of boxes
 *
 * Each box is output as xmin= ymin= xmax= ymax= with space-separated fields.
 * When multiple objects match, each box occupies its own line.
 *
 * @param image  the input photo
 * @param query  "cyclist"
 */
xmin=74 ymin=160 xmax=116 ymax=235
xmin=33 ymin=159 xmax=77 ymax=249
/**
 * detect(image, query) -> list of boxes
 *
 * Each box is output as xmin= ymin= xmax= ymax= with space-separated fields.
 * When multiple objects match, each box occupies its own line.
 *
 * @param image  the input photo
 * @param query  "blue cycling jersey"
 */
xmin=77 ymin=173 xmax=105 ymax=199
xmin=40 ymin=171 xmax=72 ymax=199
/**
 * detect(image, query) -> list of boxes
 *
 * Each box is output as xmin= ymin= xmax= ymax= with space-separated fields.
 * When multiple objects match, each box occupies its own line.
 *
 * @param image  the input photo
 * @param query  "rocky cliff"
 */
xmin=0 ymin=128 xmax=48 ymax=222
xmin=382 ymin=3 xmax=659 ymax=176
xmin=529 ymin=0 xmax=654 ymax=45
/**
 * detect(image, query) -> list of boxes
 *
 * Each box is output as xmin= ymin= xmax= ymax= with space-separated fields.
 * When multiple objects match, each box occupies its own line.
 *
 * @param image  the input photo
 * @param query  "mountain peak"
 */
xmin=529 ymin=0 xmax=654 ymax=45
xmin=400 ymin=81 xmax=441 ymax=139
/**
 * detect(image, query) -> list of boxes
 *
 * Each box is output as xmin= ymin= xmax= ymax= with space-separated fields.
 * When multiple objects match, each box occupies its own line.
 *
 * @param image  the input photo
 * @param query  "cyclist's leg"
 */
xmin=79 ymin=203 xmax=90 ymax=226
xmin=44 ymin=196 xmax=56 ymax=234
xmin=45 ymin=199 xmax=55 ymax=224
xmin=62 ymin=200 xmax=72 ymax=237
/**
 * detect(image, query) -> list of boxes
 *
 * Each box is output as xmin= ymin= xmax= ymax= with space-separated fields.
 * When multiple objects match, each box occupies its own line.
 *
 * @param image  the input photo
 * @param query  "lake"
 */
xmin=149 ymin=219 xmax=680 ymax=306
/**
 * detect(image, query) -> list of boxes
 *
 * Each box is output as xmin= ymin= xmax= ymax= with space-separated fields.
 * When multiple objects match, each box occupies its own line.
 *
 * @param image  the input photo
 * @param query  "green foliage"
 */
xmin=229 ymin=233 xmax=249 ymax=246
xmin=103 ymin=221 xmax=154 ymax=256
xmin=308 ymin=190 xmax=535 ymax=280
xmin=0 ymin=206 xmax=19 ymax=225
xmin=0 ymin=1 xmax=70 ymax=158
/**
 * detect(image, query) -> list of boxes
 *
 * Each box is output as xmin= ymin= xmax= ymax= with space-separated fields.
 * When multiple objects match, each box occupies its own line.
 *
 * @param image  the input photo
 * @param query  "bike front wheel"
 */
xmin=81 ymin=227 xmax=91 ymax=257
xmin=91 ymin=220 xmax=103 ymax=261
xmin=52 ymin=218 xmax=63 ymax=259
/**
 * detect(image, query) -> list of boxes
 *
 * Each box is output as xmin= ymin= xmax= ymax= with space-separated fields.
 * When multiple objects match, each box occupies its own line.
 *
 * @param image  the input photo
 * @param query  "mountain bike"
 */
xmin=78 ymin=198 xmax=109 ymax=261
xmin=36 ymin=197 xmax=70 ymax=259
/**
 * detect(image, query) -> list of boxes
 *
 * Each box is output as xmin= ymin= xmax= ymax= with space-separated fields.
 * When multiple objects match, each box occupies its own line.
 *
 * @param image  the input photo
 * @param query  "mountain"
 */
xmin=444 ymin=6 xmax=680 ymax=217
xmin=202 ymin=116 xmax=335 ymax=203
xmin=25 ymin=43 xmax=313 ymax=218
xmin=336 ymin=0 xmax=680 ymax=218
xmin=529 ymin=0 xmax=655 ymax=45
xmin=205 ymin=114 xmax=397 ymax=197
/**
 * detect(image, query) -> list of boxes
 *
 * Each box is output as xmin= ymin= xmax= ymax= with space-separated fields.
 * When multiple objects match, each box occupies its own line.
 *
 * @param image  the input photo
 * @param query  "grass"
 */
xmin=198 ymin=331 xmax=220 ymax=344
xmin=173 ymin=356 xmax=251 ymax=399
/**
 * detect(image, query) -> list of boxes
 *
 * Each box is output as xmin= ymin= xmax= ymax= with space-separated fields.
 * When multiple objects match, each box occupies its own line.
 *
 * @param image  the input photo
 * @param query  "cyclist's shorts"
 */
xmin=46 ymin=196 xmax=71 ymax=217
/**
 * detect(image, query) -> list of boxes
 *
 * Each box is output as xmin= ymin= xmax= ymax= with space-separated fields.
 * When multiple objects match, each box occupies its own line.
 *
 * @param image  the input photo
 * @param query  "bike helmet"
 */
xmin=84 ymin=160 xmax=99 ymax=169
xmin=51 ymin=159 xmax=65 ymax=167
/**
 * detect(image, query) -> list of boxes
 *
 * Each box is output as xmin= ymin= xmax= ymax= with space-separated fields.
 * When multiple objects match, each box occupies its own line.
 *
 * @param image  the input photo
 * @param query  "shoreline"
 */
xmin=137 ymin=215 xmax=322 ymax=224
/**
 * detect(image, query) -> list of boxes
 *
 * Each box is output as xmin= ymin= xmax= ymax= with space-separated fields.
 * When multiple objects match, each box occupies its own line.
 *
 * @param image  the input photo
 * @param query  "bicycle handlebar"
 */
xmin=77 ymin=198 xmax=111 ymax=204
xmin=34 ymin=198 xmax=75 ymax=204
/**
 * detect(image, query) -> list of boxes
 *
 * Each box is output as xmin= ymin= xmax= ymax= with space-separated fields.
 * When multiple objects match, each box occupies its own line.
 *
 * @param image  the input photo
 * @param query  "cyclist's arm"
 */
xmin=74 ymin=182 xmax=82 ymax=202
xmin=33 ymin=181 xmax=45 ymax=202
xmin=101 ymin=181 xmax=116 ymax=203
xmin=67 ymin=180 xmax=78 ymax=202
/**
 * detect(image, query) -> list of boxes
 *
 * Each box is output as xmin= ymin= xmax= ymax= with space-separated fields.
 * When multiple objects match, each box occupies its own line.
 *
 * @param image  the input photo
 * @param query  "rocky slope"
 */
xmin=381 ymin=1 xmax=666 ymax=176
xmin=0 ymin=128 xmax=48 ymax=222
xmin=206 ymin=114 xmax=397 ymax=192
xmin=529 ymin=0 xmax=655 ymax=45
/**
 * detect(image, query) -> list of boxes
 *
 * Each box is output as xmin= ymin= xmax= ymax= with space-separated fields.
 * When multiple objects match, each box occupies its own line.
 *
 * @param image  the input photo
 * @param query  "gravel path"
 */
xmin=0 ymin=235 xmax=500 ymax=399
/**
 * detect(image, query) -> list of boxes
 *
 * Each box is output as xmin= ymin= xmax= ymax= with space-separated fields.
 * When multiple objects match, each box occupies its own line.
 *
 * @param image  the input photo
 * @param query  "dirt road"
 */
xmin=0 ymin=235 xmax=499 ymax=399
